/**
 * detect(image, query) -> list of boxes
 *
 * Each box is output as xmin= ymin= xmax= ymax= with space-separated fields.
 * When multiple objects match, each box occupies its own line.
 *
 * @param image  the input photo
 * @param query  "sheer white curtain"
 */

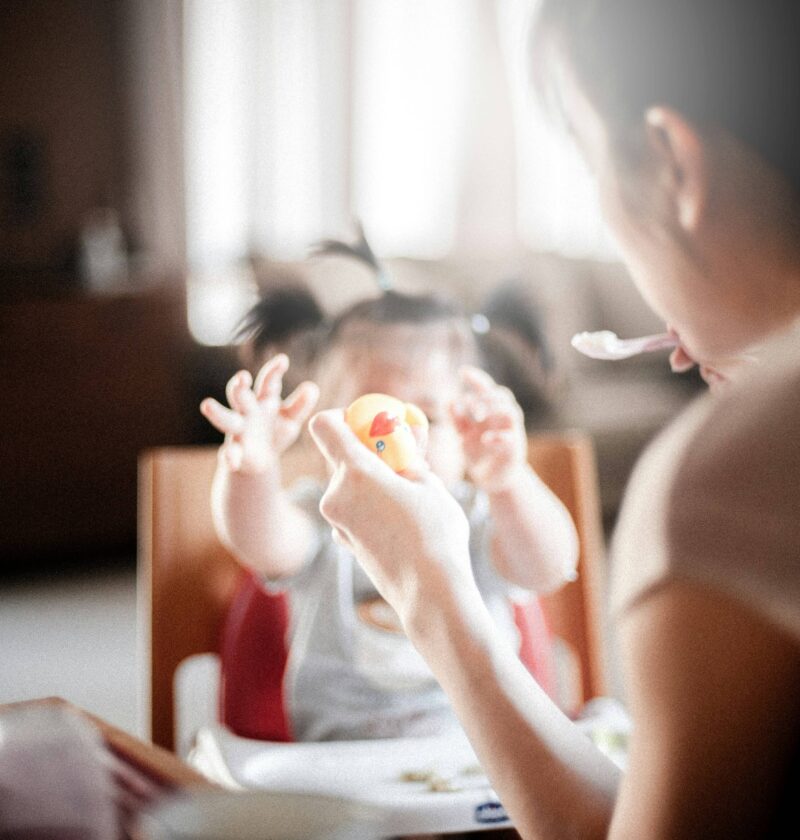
xmin=352 ymin=0 xmax=474 ymax=257
xmin=120 ymin=0 xmax=186 ymax=277
xmin=498 ymin=0 xmax=617 ymax=259
xmin=183 ymin=0 xmax=615 ymax=344
xmin=184 ymin=0 xmax=352 ymax=342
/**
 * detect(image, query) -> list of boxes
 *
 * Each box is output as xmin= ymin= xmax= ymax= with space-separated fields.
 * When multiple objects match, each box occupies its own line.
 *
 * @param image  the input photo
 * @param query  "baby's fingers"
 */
xmin=226 ymin=370 xmax=254 ymax=414
xmin=460 ymin=365 xmax=498 ymax=394
xmin=254 ymin=354 xmax=289 ymax=400
xmin=452 ymin=396 xmax=515 ymax=433
xmin=449 ymin=400 xmax=472 ymax=434
xmin=221 ymin=441 xmax=244 ymax=471
xmin=480 ymin=429 xmax=514 ymax=448
xmin=280 ymin=381 xmax=321 ymax=425
xmin=200 ymin=397 xmax=245 ymax=436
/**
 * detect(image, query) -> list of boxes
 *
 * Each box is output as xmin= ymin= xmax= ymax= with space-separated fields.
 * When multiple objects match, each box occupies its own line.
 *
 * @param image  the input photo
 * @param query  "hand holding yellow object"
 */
xmin=344 ymin=393 xmax=429 ymax=473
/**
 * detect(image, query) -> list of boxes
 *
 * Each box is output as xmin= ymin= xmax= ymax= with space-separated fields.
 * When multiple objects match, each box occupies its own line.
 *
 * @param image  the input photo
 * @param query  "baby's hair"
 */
xmin=235 ymin=285 xmax=325 ymax=358
xmin=328 ymin=289 xmax=466 ymax=339
xmin=236 ymin=229 xmax=556 ymax=426
xmin=310 ymin=220 xmax=392 ymax=292
xmin=235 ymin=285 xmax=326 ymax=394
xmin=481 ymin=280 xmax=553 ymax=375
xmin=310 ymin=224 xmax=474 ymax=363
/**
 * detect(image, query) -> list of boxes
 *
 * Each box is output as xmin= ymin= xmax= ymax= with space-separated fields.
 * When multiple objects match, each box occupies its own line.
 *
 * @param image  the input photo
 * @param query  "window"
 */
xmin=183 ymin=0 xmax=616 ymax=345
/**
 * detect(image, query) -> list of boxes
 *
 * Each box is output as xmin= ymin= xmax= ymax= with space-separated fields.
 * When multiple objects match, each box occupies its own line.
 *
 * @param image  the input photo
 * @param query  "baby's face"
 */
xmin=317 ymin=325 xmax=467 ymax=486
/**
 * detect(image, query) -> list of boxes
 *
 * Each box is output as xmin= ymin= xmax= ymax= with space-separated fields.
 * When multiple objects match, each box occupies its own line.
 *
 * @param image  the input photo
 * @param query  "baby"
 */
xmin=200 ymin=239 xmax=578 ymax=741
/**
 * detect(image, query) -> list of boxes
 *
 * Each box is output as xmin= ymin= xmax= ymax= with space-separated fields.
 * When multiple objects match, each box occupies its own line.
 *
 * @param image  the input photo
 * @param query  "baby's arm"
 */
xmin=200 ymin=354 xmax=320 ymax=578
xmin=453 ymin=367 xmax=578 ymax=593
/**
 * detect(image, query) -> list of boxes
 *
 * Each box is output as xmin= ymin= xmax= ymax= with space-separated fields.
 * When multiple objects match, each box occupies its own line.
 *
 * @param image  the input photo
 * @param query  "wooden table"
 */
xmin=0 ymin=697 xmax=216 ymax=839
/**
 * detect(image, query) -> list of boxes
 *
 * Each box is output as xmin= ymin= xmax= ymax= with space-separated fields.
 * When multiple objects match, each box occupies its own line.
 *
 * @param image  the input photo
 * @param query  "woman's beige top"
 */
xmin=611 ymin=325 xmax=800 ymax=642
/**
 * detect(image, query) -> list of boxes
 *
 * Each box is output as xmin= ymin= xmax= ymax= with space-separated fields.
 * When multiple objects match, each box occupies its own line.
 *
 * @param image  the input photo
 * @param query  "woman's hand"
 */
xmin=309 ymin=409 xmax=475 ymax=629
xmin=451 ymin=366 xmax=528 ymax=493
xmin=200 ymin=354 xmax=320 ymax=475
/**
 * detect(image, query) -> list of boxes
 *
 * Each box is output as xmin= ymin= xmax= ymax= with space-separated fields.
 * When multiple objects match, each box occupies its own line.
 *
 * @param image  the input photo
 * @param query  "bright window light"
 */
xmin=184 ymin=0 xmax=342 ymax=343
xmin=186 ymin=264 xmax=259 ymax=347
xmin=254 ymin=0 xmax=323 ymax=256
xmin=352 ymin=0 xmax=472 ymax=258
xmin=184 ymin=0 xmax=251 ymax=267
xmin=182 ymin=0 xmax=619 ymax=345
xmin=498 ymin=0 xmax=619 ymax=260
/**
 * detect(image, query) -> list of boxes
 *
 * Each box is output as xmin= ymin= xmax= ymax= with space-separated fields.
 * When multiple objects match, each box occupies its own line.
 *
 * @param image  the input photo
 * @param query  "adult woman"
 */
xmin=309 ymin=1 xmax=800 ymax=836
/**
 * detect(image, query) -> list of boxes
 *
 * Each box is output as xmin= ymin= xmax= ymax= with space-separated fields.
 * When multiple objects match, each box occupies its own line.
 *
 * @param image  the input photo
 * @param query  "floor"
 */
xmin=0 ymin=560 xmax=140 ymax=736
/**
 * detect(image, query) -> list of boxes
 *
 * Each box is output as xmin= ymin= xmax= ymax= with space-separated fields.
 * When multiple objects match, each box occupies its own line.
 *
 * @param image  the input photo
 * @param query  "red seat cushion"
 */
xmin=514 ymin=600 xmax=557 ymax=699
xmin=219 ymin=572 xmax=293 ymax=742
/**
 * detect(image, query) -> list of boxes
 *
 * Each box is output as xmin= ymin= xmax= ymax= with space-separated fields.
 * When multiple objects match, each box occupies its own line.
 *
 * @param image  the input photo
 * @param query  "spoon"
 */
xmin=570 ymin=330 xmax=679 ymax=360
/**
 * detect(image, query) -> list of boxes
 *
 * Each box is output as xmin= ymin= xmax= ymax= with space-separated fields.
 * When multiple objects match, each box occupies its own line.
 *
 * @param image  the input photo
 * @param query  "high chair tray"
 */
xmin=190 ymin=724 xmax=511 ymax=835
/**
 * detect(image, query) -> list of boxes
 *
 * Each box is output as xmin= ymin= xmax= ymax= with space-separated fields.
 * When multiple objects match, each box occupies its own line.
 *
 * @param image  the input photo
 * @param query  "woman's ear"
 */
xmin=644 ymin=106 xmax=708 ymax=233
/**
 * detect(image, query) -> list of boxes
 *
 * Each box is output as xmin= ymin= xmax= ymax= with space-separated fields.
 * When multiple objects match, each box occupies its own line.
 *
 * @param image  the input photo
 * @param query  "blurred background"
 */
xmin=0 ymin=0 xmax=701 ymax=734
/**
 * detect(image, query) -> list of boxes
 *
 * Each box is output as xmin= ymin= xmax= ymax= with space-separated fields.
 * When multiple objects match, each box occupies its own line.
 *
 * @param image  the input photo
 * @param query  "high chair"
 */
xmin=138 ymin=432 xmax=607 ymax=755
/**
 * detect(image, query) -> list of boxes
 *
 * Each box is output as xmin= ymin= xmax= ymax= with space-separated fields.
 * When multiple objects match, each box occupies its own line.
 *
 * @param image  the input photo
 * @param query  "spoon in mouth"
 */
xmin=571 ymin=330 xmax=679 ymax=360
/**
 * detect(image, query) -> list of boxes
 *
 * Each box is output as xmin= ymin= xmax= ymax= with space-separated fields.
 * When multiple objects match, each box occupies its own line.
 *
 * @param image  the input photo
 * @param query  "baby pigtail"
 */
xmin=310 ymin=220 xmax=393 ymax=292
xmin=235 ymin=285 xmax=327 ymax=391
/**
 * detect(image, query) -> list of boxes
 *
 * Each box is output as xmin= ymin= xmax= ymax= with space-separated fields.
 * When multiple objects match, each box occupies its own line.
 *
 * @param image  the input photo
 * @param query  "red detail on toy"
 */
xmin=369 ymin=411 xmax=399 ymax=437
xmin=219 ymin=572 xmax=293 ymax=742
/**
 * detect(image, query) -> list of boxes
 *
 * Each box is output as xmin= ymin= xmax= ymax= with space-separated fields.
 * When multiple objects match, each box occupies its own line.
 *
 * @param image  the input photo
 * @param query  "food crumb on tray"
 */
xmin=399 ymin=763 xmax=489 ymax=793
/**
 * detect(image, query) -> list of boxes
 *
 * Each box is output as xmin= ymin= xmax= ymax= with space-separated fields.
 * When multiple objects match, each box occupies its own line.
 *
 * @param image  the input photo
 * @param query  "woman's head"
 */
xmin=530 ymin=0 xmax=800 ymax=375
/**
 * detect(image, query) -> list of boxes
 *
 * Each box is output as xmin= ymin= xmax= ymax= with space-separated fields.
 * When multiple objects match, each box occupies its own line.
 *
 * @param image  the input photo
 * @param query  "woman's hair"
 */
xmin=530 ymin=0 xmax=800 ymax=193
xmin=236 ymin=228 xmax=555 ymax=425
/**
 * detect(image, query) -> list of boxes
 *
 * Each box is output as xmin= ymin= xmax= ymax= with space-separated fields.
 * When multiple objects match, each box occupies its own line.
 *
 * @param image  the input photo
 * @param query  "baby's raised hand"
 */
xmin=200 ymin=354 xmax=320 ymax=474
xmin=451 ymin=366 xmax=527 ymax=494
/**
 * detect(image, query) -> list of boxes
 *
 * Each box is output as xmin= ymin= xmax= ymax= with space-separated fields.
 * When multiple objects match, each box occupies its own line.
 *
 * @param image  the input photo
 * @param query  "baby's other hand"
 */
xmin=451 ymin=366 xmax=527 ymax=494
xmin=200 ymin=354 xmax=320 ymax=474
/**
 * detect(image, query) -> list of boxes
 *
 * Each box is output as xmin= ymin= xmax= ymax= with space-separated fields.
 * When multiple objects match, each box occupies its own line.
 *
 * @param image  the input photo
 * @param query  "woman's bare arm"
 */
xmin=310 ymin=409 xmax=620 ymax=839
xmin=408 ymin=585 xmax=621 ymax=839
xmin=309 ymin=410 xmax=800 ymax=839
xmin=612 ymin=582 xmax=800 ymax=839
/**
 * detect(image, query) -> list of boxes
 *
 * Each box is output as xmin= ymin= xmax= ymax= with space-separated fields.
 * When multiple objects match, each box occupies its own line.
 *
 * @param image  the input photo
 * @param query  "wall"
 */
xmin=0 ymin=2 xmax=198 ymax=566
xmin=0 ymin=0 xmax=126 ymax=273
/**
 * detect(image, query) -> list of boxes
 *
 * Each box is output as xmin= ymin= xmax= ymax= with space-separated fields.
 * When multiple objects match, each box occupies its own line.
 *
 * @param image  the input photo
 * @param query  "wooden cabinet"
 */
xmin=0 ymin=283 xmax=193 ymax=562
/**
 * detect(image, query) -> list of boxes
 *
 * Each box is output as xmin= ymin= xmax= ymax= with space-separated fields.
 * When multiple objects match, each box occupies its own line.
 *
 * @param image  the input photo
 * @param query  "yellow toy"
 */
xmin=345 ymin=393 xmax=429 ymax=473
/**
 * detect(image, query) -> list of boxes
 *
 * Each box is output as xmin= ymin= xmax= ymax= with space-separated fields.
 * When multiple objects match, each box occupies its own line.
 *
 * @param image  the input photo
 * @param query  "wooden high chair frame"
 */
xmin=139 ymin=433 xmax=607 ymax=752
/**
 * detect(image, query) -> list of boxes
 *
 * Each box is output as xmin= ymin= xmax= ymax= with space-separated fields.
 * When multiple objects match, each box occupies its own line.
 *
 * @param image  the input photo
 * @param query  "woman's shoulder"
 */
xmin=611 ymin=329 xmax=800 ymax=640
xmin=628 ymin=321 xmax=800 ymax=492
xmin=667 ymin=327 xmax=800 ymax=528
